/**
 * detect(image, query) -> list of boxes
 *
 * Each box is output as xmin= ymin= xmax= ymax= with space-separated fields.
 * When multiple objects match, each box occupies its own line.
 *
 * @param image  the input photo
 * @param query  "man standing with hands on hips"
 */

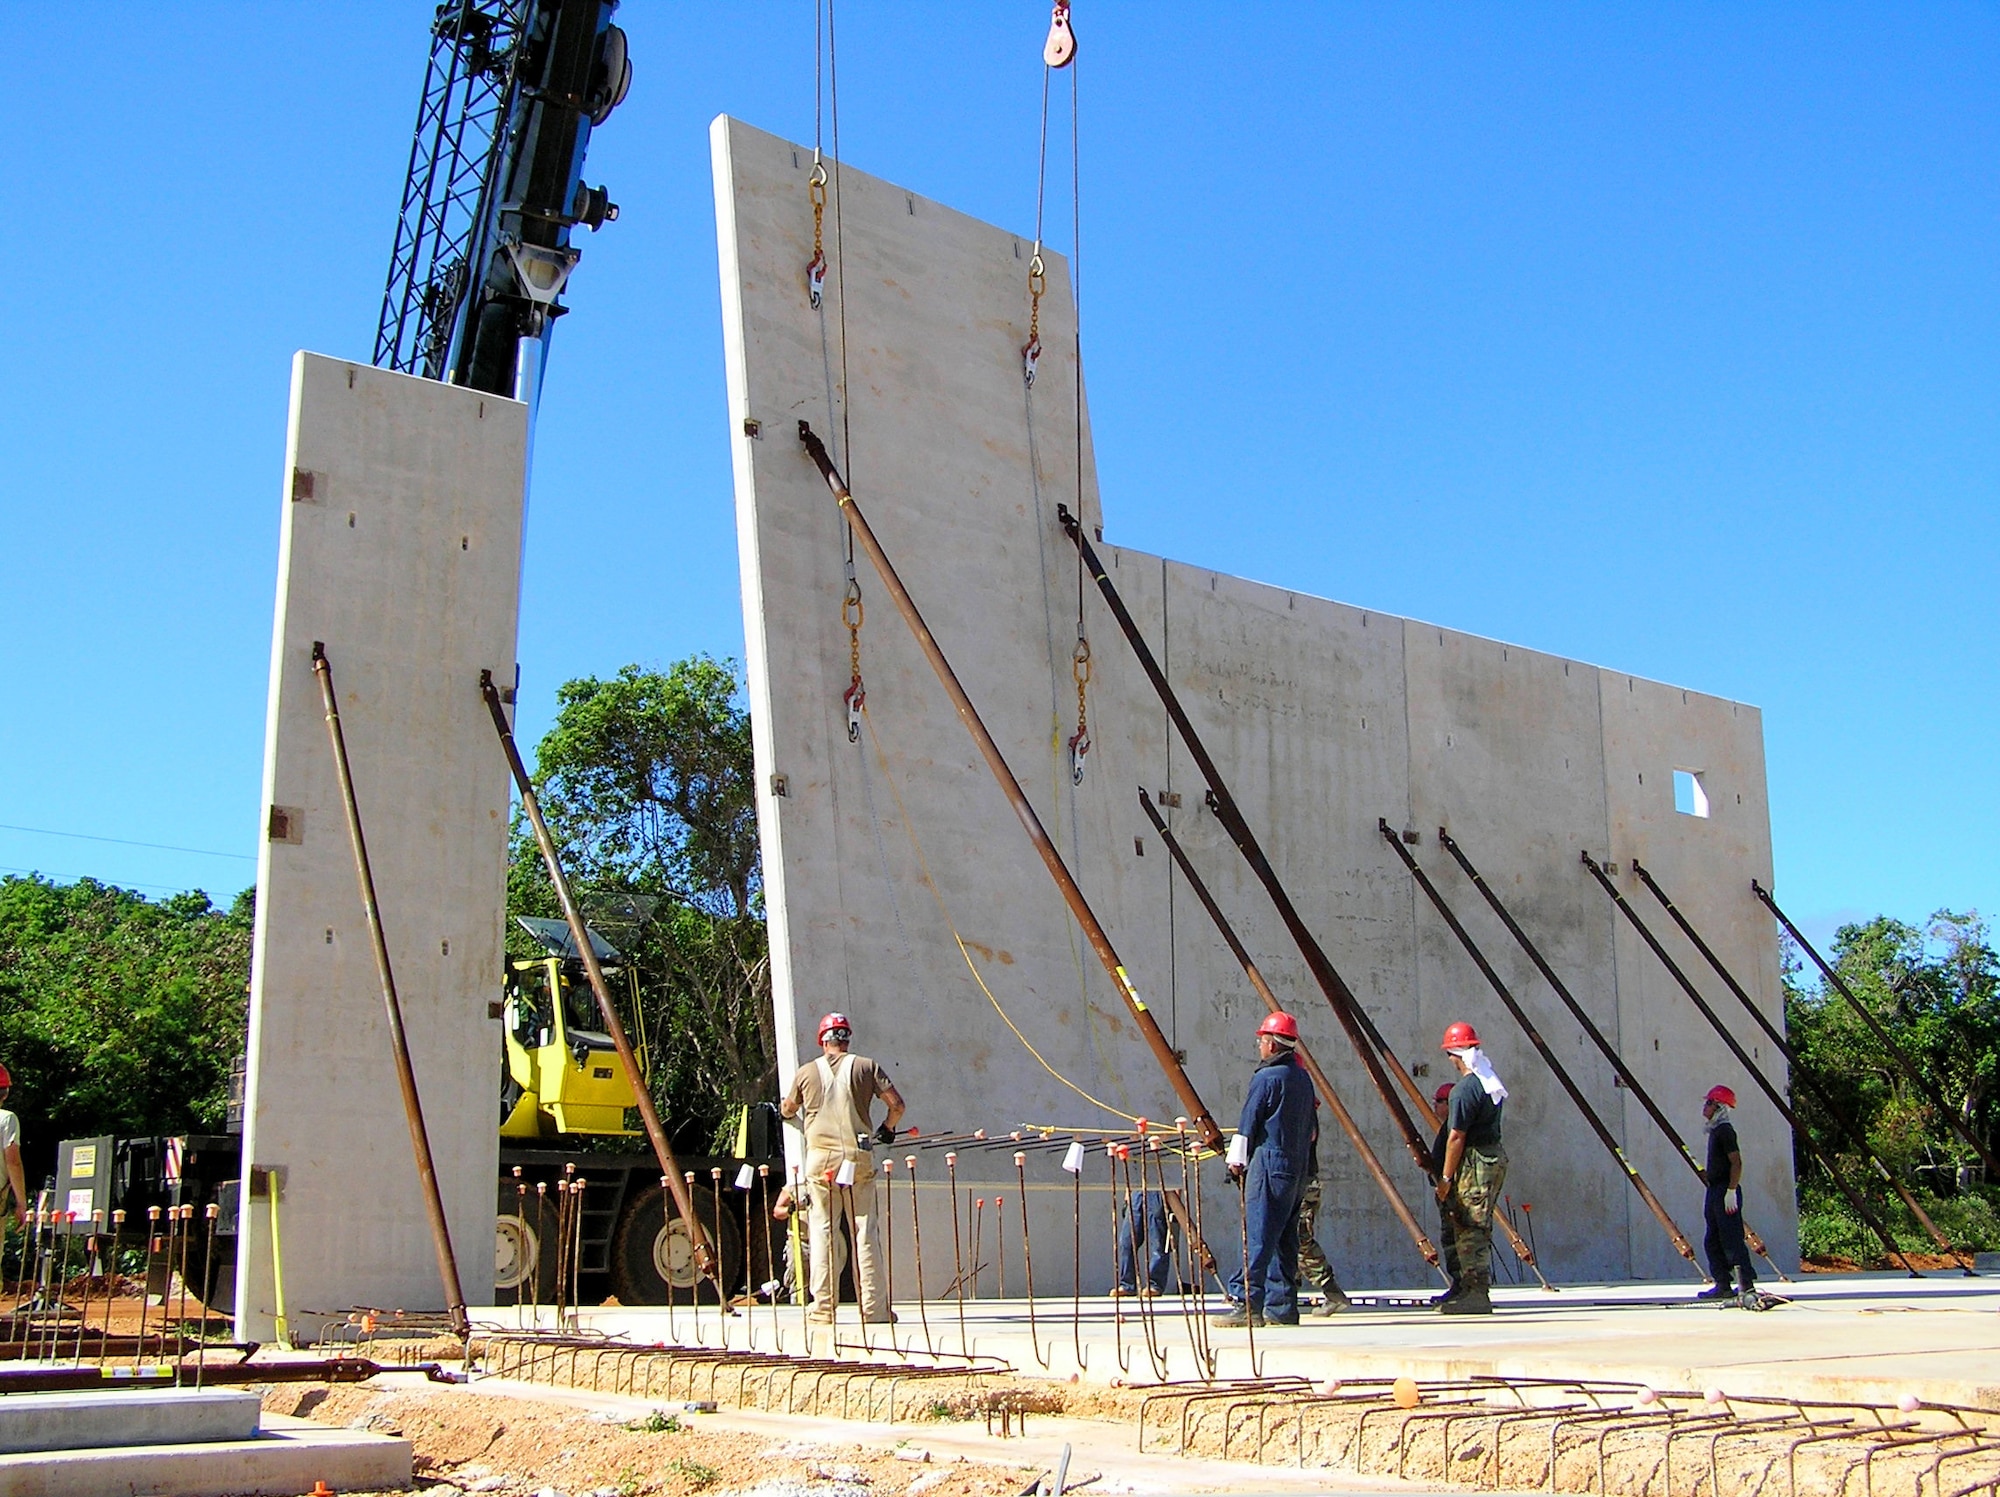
xmin=1435 ymin=1021 xmax=1508 ymax=1316
xmin=780 ymin=1013 xmax=905 ymax=1326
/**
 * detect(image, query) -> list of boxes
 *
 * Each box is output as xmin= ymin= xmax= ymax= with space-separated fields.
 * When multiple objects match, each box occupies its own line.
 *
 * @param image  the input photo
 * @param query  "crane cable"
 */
xmin=860 ymin=700 xmax=1140 ymax=1126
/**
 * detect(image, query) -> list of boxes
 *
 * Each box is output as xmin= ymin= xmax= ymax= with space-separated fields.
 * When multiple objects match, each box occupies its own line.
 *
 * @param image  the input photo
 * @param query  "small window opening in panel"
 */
xmin=1674 ymin=768 xmax=1710 ymax=818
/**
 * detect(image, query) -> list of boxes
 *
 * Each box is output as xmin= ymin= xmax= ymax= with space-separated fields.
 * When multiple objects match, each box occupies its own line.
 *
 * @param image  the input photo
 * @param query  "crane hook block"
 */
xmin=1044 ymin=2 xmax=1077 ymax=68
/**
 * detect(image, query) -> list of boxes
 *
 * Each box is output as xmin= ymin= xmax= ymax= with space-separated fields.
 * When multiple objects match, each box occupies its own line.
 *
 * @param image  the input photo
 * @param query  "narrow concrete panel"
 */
xmin=236 ymin=353 xmax=524 ymax=1340
xmin=715 ymin=114 xmax=1793 ymax=1289
xmin=0 ymin=1390 xmax=259 ymax=1455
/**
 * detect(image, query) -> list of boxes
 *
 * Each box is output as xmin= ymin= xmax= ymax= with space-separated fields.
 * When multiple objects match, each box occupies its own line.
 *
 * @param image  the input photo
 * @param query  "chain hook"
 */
xmin=1067 ymin=634 xmax=1092 ymax=785
xmin=807 ymin=160 xmax=830 ymax=309
xmin=843 ymin=564 xmax=865 ymax=743
xmin=1022 ymin=250 xmax=1047 ymax=386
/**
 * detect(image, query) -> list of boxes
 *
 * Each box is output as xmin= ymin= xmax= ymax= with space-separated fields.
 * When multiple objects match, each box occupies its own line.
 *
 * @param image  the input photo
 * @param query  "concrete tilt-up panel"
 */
xmin=712 ymin=116 xmax=1796 ymax=1290
xmin=236 ymin=353 xmax=523 ymax=1340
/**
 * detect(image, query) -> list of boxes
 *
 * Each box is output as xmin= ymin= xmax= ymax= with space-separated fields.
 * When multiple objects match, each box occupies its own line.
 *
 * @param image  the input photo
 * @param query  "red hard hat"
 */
xmin=1257 ymin=1012 xmax=1300 ymax=1041
xmin=1433 ymin=1081 xmax=1454 ymax=1106
xmin=817 ymin=1012 xmax=852 ymax=1044
xmin=1440 ymin=1020 xmax=1480 ymax=1051
xmin=1705 ymin=1085 xmax=1736 ymax=1107
xmin=0 ymin=1062 xmax=10 ymax=1087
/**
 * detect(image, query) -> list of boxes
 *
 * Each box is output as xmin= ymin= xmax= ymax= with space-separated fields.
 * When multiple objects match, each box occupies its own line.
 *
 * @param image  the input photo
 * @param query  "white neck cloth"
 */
xmin=1450 ymin=1046 xmax=1508 ymax=1103
xmin=1705 ymin=1101 xmax=1734 ymax=1134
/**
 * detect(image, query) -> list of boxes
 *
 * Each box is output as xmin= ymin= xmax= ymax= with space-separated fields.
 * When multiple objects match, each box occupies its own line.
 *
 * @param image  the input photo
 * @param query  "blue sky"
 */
xmin=1 ymin=4 xmax=1993 ymax=949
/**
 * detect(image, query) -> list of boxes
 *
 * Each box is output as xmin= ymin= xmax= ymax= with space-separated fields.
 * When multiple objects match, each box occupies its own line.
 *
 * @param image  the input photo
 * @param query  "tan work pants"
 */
xmin=805 ymin=1165 xmax=889 ymax=1323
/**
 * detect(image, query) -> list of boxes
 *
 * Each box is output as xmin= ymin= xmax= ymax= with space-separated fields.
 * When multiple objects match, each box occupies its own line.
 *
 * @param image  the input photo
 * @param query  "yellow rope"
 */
xmin=860 ymin=703 xmax=1140 ymax=1125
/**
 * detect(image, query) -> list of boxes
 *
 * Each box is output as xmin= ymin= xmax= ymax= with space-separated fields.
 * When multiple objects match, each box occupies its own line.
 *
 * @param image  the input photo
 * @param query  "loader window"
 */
xmin=560 ymin=966 xmax=602 ymax=1034
xmin=508 ymin=961 xmax=555 ymax=1048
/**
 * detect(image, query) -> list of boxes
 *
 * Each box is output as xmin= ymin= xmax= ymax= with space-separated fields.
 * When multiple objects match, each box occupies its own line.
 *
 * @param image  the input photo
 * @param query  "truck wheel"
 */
xmin=610 ymin=1183 xmax=741 ymax=1305
xmin=494 ymin=1185 xmax=556 ymax=1305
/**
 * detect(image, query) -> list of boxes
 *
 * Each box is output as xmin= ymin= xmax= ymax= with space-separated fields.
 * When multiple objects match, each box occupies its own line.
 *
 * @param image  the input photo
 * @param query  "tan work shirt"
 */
xmin=784 ymin=1052 xmax=892 ymax=1180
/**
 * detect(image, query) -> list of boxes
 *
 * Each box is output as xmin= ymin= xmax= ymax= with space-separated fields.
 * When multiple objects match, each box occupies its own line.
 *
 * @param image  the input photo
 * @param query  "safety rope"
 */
xmin=859 ymin=702 xmax=1139 ymax=1124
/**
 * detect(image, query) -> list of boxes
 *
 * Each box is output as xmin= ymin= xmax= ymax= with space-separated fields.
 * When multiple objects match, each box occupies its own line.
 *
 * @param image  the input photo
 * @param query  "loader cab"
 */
xmin=500 ymin=916 xmax=645 ymax=1139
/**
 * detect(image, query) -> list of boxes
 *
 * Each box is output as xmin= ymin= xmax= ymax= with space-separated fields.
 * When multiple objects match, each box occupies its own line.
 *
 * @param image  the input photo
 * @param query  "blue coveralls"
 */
xmin=1228 ymin=1050 xmax=1317 ymax=1323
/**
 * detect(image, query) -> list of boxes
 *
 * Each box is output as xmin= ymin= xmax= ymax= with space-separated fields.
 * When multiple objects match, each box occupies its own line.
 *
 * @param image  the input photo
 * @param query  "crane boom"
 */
xmin=374 ymin=0 xmax=631 ymax=402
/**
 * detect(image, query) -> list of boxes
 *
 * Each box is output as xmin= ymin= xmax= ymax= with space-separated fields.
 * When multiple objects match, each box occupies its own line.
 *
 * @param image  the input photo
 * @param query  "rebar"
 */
xmin=903 ymin=1155 xmax=935 ymax=1357
xmin=196 ymin=1204 xmax=218 ymax=1387
xmin=137 ymin=1207 xmax=159 ymax=1362
xmin=99 ymin=1209 xmax=125 ymax=1365
xmin=1012 ymin=1151 xmax=1049 ymax=1369
xmin=70 ymin=1212 xmax=100 ymax=1365
xmin=944 ymin=1153 xmax=969 ymax=1356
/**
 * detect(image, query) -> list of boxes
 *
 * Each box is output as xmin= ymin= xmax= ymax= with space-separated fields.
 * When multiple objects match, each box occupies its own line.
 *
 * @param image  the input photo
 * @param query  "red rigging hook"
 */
xmin=1044 ymin=1 xmax=1077 ymax=68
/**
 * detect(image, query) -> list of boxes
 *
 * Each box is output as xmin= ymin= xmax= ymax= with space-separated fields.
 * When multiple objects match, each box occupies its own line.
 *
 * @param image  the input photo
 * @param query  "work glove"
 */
xmin=1724 ymin=1186 xmax=1742 ymax=1216
xmin=873 ymin=1122 xmax=897 ymax=1146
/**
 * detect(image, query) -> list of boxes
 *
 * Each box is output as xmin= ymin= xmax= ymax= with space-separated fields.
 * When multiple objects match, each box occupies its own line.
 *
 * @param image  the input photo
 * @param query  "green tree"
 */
xmin=510 ymin=657 xmax=773 ymax=1150
xmin=1786 ymin=909 xmax=2000 ymax=1259
xmin=0 ymin=877 xmax=253 ymax=1185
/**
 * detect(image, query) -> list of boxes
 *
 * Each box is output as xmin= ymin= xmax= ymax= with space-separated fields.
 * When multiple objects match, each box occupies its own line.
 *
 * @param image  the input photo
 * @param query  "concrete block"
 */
xmin=0 ymin=1416 xmax=410 ymax=1497
xmin=0 ymin=1389 xmax=259 ymax=1455
xmin=713 ymin=115 xmax=1797 ymax=1290
xmin=236 ymin=353 xmax=526 ymax=1341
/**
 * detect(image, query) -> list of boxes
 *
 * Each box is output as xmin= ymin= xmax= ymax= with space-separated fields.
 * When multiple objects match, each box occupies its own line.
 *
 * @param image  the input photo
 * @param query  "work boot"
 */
xmin=1695 ymin=1283 xmax=1735 ymax=1301
xmin=1438 ymin=1274 xmax=1492 ymax=1315
xmin=1210 ymin=1306 xmax=1265 ymax=1329
xmin=1311 ymin=1289 xmax=1352 ymax=1316
xmin=1428 ymin=1281 xmax=1464 ymax=1308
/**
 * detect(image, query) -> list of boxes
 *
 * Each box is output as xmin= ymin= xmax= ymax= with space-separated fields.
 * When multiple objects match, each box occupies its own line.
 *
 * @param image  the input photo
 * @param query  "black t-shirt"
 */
xmin=1447 ymin=1072 xmax=1502 ymax=1150
xmin=1706 ymin=1119 xmax=1740 ymax=1187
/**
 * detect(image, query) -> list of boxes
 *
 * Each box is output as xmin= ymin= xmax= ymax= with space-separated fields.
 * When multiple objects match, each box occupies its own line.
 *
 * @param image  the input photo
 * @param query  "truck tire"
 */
xmin=494 ymin=1183 xmax=557 ymax=1305
xmin=610 ymin=1182 xmax=741 ymax=1305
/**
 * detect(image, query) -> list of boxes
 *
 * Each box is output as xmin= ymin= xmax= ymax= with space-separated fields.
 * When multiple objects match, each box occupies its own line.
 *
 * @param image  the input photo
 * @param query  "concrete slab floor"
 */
xmin=513 ymin=1271 xmax=2000 ymax=1411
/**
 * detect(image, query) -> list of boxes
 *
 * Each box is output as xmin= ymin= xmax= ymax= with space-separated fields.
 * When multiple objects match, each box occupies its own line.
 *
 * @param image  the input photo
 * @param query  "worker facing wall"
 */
xmin=235 ymin=354 xmax=524 ymax=1341
xmin=712 ymin=115 xmax=1798 ymax=1291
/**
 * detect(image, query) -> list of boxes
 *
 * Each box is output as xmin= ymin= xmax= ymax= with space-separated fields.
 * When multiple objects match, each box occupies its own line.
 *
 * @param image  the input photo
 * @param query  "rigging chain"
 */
xmin=1067 ymin=635 xmax=1091 ymax=785
xmin=807 ymin=162 xmax=828 ymax=308
xmin=842 ymin=561 xmax=865 ymax=743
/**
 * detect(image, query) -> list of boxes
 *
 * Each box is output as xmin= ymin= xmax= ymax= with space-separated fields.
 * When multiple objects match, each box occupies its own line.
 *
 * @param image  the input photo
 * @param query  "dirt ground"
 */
xmin=263 ymin=1381 xmax=1068 ymax=1497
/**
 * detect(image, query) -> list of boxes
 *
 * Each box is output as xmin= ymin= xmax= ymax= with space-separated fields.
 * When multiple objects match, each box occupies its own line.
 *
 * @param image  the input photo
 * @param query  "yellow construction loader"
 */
xmin=494 ymin=916 xmax=778 ymax=1307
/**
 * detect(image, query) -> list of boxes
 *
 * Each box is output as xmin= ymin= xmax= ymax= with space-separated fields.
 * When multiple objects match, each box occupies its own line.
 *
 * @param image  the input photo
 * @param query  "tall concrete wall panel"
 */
xmin=714 ymin=115 xmax=1797 ymax=1289
xmin=235 ymin=353 xmax=523 ymax=1339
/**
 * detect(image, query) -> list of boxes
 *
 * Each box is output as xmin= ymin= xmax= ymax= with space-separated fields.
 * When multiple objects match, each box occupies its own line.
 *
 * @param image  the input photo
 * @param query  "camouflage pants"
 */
xmin=1443 ymin=1145 xmax=1508 ymax=1287
xmin=1296 ymin=1177 xmax=1344 ymax=1294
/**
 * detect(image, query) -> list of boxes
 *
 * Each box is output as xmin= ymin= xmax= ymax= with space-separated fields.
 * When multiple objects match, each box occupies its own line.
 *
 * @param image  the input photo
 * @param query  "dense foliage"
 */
xmin=507 ymin=656 xmax=774 ymax=1153
xmin=1786 ymin=910 xmax=2000 ymax=1260
xmin=0 ymin=877 xmax=252 ymax=1185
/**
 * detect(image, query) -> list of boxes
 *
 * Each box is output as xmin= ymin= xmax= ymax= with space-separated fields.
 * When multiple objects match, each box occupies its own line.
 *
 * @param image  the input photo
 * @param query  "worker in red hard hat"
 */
xmin=0 ymin=1062 xmax=24 ymax=1235
xmin=1435 ymin=1021 xmax=1508 ymax=1315
xmin=780 ymin=1013 xmax=905 ymax=1329
xmin=1215 ymin=1011 xmax=1316 ymax=1328
xmin=1696 ymin=1085 xmax=1756 ymax=1303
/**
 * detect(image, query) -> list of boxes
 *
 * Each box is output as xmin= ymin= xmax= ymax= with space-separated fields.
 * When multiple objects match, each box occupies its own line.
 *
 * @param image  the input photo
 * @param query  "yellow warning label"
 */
xmin=70 ymin=1145 xmax=97 ymax=1177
